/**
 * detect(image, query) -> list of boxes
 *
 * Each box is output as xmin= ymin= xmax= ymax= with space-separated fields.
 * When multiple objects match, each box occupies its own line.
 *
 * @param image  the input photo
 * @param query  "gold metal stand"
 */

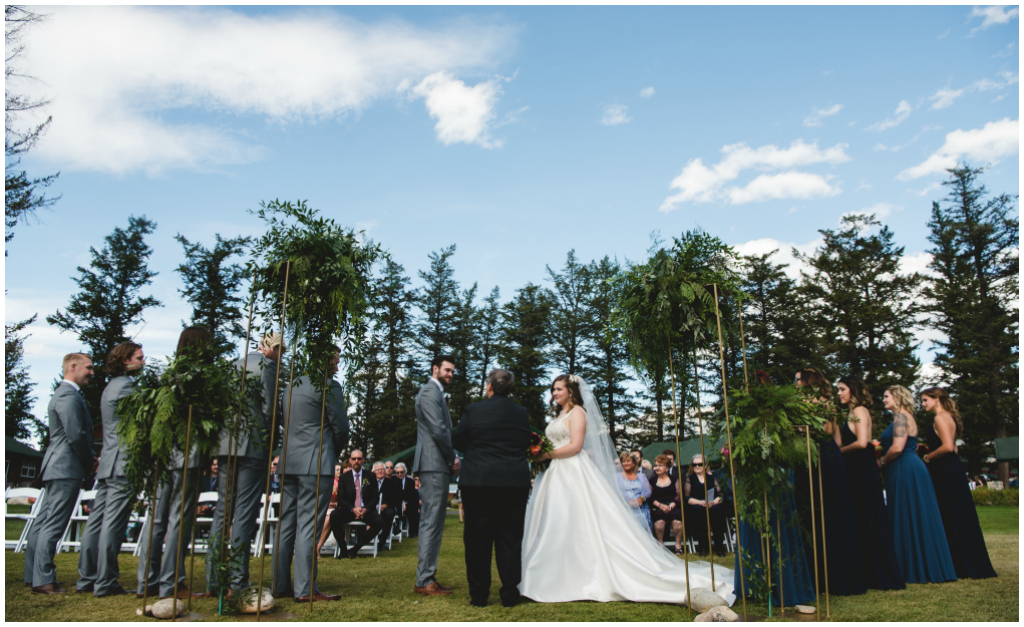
xmin=666 ymin=337 xmax=692 ymax=619
xmin=308 ymin=362 xmax=331 ymax=614
xmin=817 ymin=444 xmax=830 ymax=618
xmin=691 ymin=351 xmax=715 ymax=586
xmin=171 ymin=405 xmax=194 ymax=605
xmin=140 ymin=466 xmax=161 ymax=613
xmin=805 ymin=428 xmax=821 ymax=621
xmin=270 ymin=324 xmax=301 ymax=598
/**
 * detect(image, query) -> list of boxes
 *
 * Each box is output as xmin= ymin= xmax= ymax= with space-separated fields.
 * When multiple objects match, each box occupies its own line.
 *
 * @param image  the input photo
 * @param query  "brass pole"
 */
xmin=691 ymin=350 xmax=714 ymax=586
xmin=666 ymin=337 xmax=691 ymax=619
xmin=817 ymin=443 xmax=830 ymax=618
xmin=738 ymin=307 xmax=750 ymax=392
xmin=256 ymin=260 xmax=291 ymax=620
xmin=805 ymin=428 xmax=820 ymax=621
xmin=171 ymin=405 xmax=194 ymax=606
xmin=141 ymin=466 xmax=161 ymax=613
xmin=187 ymin=461 xmax=200 ymax=613
xmin=309 ymin=360 xmax=331 ymax=614
xmin=776 ymin=491 xmax=784 ymax=614
xmin=218 ymin=293 xmax=257 ymax=606
xmin=764 ymin=490 xmax=771 ymax=615
xmin=270 ymin=324 xmax=301 ymax=597
xmin=713 ymin=284 xmax=745 ymax=621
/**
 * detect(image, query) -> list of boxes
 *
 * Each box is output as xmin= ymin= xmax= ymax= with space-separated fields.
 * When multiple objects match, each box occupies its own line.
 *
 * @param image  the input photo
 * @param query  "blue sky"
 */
xmin=5 ymin=5 xmax=1019 ymax=425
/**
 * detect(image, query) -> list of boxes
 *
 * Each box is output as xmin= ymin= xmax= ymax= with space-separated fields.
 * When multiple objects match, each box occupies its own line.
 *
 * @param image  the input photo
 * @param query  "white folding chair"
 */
xmin=337 ymin=520 xmax=377 ymax=558
xmin=253 ymin=493 xmax=280 ymax=558
xmin=5 ymin=487 xmax=43 ymax=552
xmin=376 ymin=493 xmax=393 ymax=551
xmin=57 ymin=489 xmax=96 ymax=553
xmin=123 ymin=492 xmax=147 ymax=555
xmin=190 ymin=491 xmax=219 ymax=553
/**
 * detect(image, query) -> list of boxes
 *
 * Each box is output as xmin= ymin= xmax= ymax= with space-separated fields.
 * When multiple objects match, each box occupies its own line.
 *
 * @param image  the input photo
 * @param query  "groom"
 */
xmin=451 ymin=368 xmax=531 ymax=608
xmin=413 ymin=355 xmax=460 ymax=596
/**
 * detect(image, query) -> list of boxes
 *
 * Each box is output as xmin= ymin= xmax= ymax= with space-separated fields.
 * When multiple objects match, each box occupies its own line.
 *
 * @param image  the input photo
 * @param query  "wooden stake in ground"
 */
xmin=256 ymin=260 xmax=291 ymax=621
xmin=308 ymin=361 xmax=331 ymax=614
xmin=691 ymin=351 xmax=715 ymax=586
xmin=665 ymin=337 xmax=692 ymax=619
xmin=712 ymin=283 xmax=746 ymax=621
xmin=171 ymin=405 xmax=194 ymax=606
xmin=140 ymin=465 xmax=161 ymax=614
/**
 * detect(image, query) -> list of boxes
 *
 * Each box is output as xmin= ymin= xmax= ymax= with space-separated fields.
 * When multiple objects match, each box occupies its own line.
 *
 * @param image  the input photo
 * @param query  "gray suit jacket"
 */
xmin=413 ymin=380 xmax=455 ymax=473
xmin=96 ymin=375 xmax=136 ymax=480
xmin=40 ymin=381 xmax=94 ymax=482
xmin=281 ymin=376 xmax=349 ymax=476
xmin=218 ymin=352 xmax=277 ymax=460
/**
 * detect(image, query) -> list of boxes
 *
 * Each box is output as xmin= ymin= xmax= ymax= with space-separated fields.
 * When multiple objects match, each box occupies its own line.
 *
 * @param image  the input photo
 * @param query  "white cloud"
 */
xmin=974 ymin=70 xmax=1019 ymax=91
xmin=845 ymin=202 xmax=898 ymax=220
xmin=803 ymin=103 xmax=843 ymax=127
xmin=660 ymin=139 xmax=850 ymax=211
xmin=732 ymin=237 xmax=822 ymax=280
xmin=900 ymin=252 xmax=936 ymax=278
xmin=600 ymin=104 xmax=631 ymax=126
xmin=407 ymin=71 xmax=506 ymax=148
xmin=639 ymin=86 xmax=655 ymax=99
xmin=969 ymin=6 xmax=1019 ymax=34
xmin=866 ymin=100 xmax=912 ymax=132
xmin=929 ymin=87 xmax=965 ymax=110
xmin=898 ymin=118 xmax=1019 ymax=180
xmin=16 ymin=6 xmax=516 ymax=174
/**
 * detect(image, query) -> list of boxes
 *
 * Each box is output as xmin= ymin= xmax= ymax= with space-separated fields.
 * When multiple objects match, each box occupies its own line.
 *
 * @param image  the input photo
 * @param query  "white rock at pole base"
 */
xmin=239 ymin=588 xmax=275 ymax=614
xmin=150 ymin=599 xmax=186 ymax=619
xmin=687 ymin=587 xmax=728 ymax=613
xmin=795 ymin=604 xmax=816 ymax=614
xmin=694 ymin=606 xmax=740 ymax=622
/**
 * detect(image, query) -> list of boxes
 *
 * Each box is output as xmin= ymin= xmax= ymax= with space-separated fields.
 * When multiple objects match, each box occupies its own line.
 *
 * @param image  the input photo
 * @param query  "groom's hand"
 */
xmin=450 ymin=458 xmax=461 ymax=473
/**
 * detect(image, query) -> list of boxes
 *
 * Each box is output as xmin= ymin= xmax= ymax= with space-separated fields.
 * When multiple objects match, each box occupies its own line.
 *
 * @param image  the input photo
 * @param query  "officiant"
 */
xmin=451 ymin=368 xmax=532 ymax=608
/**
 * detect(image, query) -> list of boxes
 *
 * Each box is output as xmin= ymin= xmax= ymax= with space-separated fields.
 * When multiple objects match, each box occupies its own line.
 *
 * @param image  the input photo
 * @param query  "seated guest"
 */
xmin=633 ymin=448 xmax=655 ymax=481
xmin=197 ymin=459 xmax=218 ymax=526
xmin=661 ymin=449 xmax=679 ymax=482
xmin=269 ymin=456 xmax=281 ymax=494
xmin=394 ymin=463 xmax=417 ymax=536
xmin=412 ymin=476 xmax=422 ymax=537
xmin=684 ymin=454 xmax=727 ymax=557
xmin=329 ymin=450 xmax=385 ymax=558
xmin=372 ymin=461 xmax=401 ymax=545
xmin=649 ymin=454 xmax=684 ymax=556
xmin=618 ymin=451 xmax=652 ymax=531
xmin=316 ymin=463 xmax=344 ymax=554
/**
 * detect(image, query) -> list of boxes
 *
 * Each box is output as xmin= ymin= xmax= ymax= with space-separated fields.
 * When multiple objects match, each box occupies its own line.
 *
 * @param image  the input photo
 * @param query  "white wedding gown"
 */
xmin=519 ymin=413 xmax=736 ymax=605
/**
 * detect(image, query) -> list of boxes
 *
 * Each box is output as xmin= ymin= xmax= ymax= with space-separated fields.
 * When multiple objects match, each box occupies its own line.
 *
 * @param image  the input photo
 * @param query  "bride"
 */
xmin=519 ymin=374 xmax=735 ymax=606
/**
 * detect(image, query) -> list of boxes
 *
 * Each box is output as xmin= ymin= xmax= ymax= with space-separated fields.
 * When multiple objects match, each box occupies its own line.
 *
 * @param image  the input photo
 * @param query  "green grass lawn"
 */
xmin=5 ymin=507 xmax=1018 ymax=621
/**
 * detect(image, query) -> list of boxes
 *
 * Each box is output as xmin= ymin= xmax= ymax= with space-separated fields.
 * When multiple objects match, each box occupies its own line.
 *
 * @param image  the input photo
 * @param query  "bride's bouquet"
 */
xmin=529 ymin=432 xmax=555 ymax=478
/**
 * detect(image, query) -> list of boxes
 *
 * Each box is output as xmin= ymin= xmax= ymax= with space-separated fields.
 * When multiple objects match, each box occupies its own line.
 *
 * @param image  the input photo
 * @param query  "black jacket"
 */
xmin=451 ymin=395 xmax=531 ymax=488
xmin=337 ymin=469 xmax=378 ymax=512
xmin=375 ymin=476 xmax=403 ymax=510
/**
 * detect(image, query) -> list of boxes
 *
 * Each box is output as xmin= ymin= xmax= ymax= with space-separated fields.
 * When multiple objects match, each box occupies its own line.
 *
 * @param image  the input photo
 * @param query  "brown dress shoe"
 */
xmin=294 ymin=592 xmax=341 ymax=602
xmin=435 ymin=582 xmax=454 ymax=592
xmin=32 ymin=583 xmax=67 ymax=595
xmin=160 ymin=587 xmax=202 ymax=600
xmin=272 ymin=592 xmax=292 ymax=600
xmin=414 ymin=582 xmax=453 ymax=596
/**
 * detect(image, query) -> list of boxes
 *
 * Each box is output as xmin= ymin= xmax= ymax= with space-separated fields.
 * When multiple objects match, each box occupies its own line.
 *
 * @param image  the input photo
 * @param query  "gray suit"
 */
xmin=77 ymin=375 xmax=138 ymax=595
xmin=24 ymin=381 xmax=94 ymax=587
xmin=412 ymin=379 xmax=456 ymax=588
xmin=273 ymin=375 xmax=348 ymax=598
xmin=206 ymin=352 xmax=277 ymax=590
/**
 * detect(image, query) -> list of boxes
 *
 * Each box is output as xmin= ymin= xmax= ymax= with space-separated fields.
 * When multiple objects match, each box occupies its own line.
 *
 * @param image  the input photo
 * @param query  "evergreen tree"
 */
xmin=447 ymin=283 xmax=481 ymax=423
xmin=498 ymin=284 xmax=554 ymax=429
xmin=5 ymin=315 xmax=42 ymax=442
xmin=475 ymin=286 xmax=502 ymax=396
xmin=174 ymin=233 xmax=251 ymax=357
xmin=924 ymin=165 xmax=1019 ymax=480
xmin=47 ymin=215 xmax=162 ymax=417
xmin=796 ymin=214 xmax=922 ymax=404
xmin=546 ymin=250 xmax=593 ymax=376
xmin=415 ymin=244 xmax=459 ymax=373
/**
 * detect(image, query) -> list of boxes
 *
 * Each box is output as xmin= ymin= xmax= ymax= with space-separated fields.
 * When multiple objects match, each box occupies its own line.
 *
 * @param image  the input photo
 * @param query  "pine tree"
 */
xmin=475 ymin=286 xmax=502 ymax=396
xmin=5 ymin=315 xmax=42 ymax=442
xmin=796 ymin=214 xmax=922 ymax=404
xmin=415 ymin=244 xmax=459 ymax=374
xmin=174 ymin=233 xmax=251 ymax=357
xmin=924 ymin=165 xmax=1019 ymax=480
xmin=447 ymin=283 xmax=481 ymax=423
xmin=498 ymin=284 xmax=554 ymax=430
xmin=46 ymin=215 xmax=162 ymax=417
xmin=546 ymin=250 xmax=593 ymax=376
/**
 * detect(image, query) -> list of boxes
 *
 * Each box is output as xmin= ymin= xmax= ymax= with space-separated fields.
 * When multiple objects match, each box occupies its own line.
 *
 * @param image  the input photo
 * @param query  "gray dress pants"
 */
xmin=23 ymin=479 xmax=81 ymax=587
xmin=205 ymin=456 xmax=266 ymax=589
xmin=273 ymin=474 xmax=331 ymax=598
xmin=415 ymin=471 xmax=449 ymax=587
xmin=135 ymin=469 xmax=197 ymax=596
xmin=76 ymin=476 xmax=135 ymax=594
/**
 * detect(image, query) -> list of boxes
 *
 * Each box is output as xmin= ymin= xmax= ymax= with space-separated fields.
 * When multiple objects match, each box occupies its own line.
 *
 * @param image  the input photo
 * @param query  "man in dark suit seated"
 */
xmin=329 ymin=450 xmax=384 ymax=558
xmin=372 ymin=462 xmax=402 ymax=546
xmin=394 ymin=463 xmax=418 ymax=537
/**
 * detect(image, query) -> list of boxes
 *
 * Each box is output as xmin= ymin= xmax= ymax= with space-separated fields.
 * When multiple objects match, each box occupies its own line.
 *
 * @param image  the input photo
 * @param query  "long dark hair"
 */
xmin=921 ymin=387 xmax=963 ymax=437
xmin=550 ymin=374 xmax=584 ymax=417
xmin=176 ymin=326 xmax=213 ymax=361
xmin=798 ymin=367 xmax=832 ymax=400
xmin=837 ymin=374 xmax=873 ymax=409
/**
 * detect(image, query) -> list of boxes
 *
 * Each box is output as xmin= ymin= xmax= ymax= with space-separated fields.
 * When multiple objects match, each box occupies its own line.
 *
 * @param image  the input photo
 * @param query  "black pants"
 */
xmin=407 ymin=503 xmax=420 ymax=537
xmin=461 ymin=485 xmax=530 ymax=606
xmin=687 ymin=503 xmax=728 ymax=554
xmin=329 ymin=507 xmax=386 ymax=555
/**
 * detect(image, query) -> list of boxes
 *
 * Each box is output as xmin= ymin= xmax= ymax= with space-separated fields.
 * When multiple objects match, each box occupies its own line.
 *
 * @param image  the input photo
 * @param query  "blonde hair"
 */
xmin=259 ymin=331 xmax=285 ymax=352
xmin=886 ymin=385 xmax=915 ymax=415
xmin=62 ymin=352 xmax=92 ymax=373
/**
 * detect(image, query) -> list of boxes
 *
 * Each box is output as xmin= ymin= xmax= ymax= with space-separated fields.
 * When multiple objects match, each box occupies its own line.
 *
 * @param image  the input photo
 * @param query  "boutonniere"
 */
xmin=361 ymin=478 xmax=370 ymax=487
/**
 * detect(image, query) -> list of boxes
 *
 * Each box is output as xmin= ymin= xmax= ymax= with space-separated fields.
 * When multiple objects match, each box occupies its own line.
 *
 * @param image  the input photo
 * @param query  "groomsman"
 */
xmin=412 ymin=355 xmax=460 ymax=596
xmin=273 ymin=347 xmax=348 ymax=602
xmin=24 ymin=353 xmax=98 ymax=594
xmin=204 ymin=331 xmax=283 ymax=595
xmin=76 ymin=342 xmax=144 ymax=597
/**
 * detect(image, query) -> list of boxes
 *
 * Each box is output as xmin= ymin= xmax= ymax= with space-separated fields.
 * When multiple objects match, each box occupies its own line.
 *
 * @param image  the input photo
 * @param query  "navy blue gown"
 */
xmin=840 ymin=423 xmax=905 ymax=590
xmin=880 ymin=424 xmax=957 ymax=584
xmin=734 ymin=471 xmax=815 ymax=607
xmin=924 ymin=427 xmax=997 ymax=579
xmin=794 ymin=435 xmax=866 ymax=596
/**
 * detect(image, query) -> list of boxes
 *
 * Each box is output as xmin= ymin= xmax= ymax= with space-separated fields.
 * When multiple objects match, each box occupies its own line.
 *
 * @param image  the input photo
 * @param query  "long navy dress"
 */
xmin=794 ymin=435 xmax=866 ymax=596
xmin=924 ymin=427 xmax=997 ymax=579
xmin=880 ymin=424 xmax=957 ymax=584
xmin=840 ymin=423 xmax=905 ymax=590
xmin=734 ymin=471 xmax=815 ymax=607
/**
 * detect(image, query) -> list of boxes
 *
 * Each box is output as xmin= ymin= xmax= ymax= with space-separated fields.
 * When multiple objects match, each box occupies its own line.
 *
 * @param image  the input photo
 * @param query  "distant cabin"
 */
xmin=5 ymin=436 xmax=43 ymax=488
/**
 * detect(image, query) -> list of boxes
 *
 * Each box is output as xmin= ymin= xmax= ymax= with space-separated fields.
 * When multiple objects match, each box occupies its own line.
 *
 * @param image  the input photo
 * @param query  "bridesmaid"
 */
xmin=921 ymin=387 xmax=997 ymax=579
xmin=793 ymin=368 xmax=865 ymax=596
xmin=837 ymin=375 xmax=905 ymax=590
xmin=878 ymin=385 xmax=957 ymax=583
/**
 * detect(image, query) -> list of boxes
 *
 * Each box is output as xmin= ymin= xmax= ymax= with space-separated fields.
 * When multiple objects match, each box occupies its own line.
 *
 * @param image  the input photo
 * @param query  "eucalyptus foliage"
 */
xmin=247 ymin=199 xmax=385 ymax=390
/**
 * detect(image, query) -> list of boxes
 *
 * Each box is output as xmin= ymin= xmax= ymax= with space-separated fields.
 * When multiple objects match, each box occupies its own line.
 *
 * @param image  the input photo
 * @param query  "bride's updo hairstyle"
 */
xmin=550 ymin=374 xmax=585 ymax=417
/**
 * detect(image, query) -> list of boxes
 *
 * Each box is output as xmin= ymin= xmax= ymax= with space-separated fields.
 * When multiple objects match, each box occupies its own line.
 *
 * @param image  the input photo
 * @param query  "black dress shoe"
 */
xmin=76 ymin=586 xmax=94 ymax=594
xmin=32 ymin=583 xmax=67 ymax=595
xmin=96 ymin=586 xmax=132 ymax=597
